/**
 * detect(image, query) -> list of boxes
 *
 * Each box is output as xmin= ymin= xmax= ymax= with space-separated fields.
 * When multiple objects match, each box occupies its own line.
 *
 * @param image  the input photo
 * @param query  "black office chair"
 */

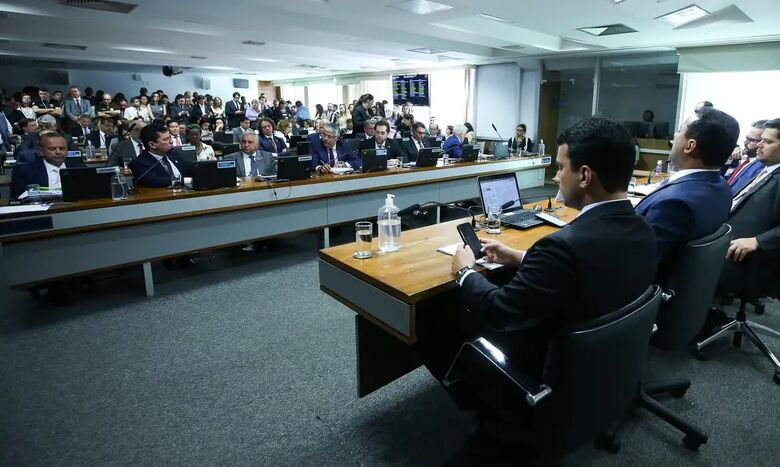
xmin=630 ymin=224 xmax=732 ymax=451
xmin=696 ymin=251 xmax=780 ymax=384
xmin=443 ymin=285 xmax=662 ymax=460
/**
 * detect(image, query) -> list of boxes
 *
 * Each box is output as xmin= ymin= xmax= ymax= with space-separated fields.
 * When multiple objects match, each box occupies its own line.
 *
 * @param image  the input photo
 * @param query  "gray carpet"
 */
xmin=2 ymin=189 xmax=779 ymax=466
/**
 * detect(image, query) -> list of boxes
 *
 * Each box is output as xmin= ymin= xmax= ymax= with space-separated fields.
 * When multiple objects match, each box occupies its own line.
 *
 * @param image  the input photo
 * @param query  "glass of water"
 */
xmin=628 ymin=177 xmax=637 ymax=193
xmin=171 ymin=175 xmax=183 ymax=193
xmin=26 ymin=184 xmax=40 ymax=204
xmin=486 ymin=204 xmax=502 ymax=234
xmin=353 ymin=221 xmax=374 ymax=259
xmin=123 ymin=158 xmax=132 ymax=171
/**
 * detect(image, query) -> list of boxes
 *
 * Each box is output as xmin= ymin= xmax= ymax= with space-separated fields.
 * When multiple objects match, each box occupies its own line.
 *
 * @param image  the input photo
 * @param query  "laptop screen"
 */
xmin=478 ymin=173 xmax=522 ymax=213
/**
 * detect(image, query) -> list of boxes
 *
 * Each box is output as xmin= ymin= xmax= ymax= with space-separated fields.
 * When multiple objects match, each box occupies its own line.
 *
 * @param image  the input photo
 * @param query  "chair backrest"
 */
xmin=652 ymin=223 xmax=732 ymax=350
xmin=534 ymin=285 xmax=662 ymax=456
xmin=16 ymin=149 xmax=39 ymax=164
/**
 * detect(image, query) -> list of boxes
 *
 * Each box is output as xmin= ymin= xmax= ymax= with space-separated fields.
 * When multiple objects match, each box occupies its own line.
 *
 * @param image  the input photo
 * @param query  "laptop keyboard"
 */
xmin=502 ymin=209 xmax=537 ymax=224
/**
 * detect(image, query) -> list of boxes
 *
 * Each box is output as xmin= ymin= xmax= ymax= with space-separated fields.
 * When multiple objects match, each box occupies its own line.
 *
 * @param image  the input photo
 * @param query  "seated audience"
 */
xmin=13 ymin=118 xmax=39 ymax=158
xmin=167 ymin=120 xmax=186 ymax=147
xmin=233 ymin=117 xmax=254 ymax=142
xmin=357 ymin=119 xmax=402 ymax=160
xmin=107 ymin=120 xmax=146 ymax=166
xmin=727 ymin=120 xmax=767 ymax=194
xmin=258 ymin=118 xmax=289 ymax=157
xmin=88 ymin=118 xmax=118 ymax=152
xmin=187 ymin=127 xmax=215 ymax=161
xmin=70 ymin=115 xmax=92 ymax=140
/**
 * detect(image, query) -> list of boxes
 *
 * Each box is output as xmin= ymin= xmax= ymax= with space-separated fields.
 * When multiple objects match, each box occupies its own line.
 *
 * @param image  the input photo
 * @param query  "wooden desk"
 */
xmin=319 ymin=203 xmax=578 ymax=396
xmin=0 ymin=156 xmax=550 ymax=302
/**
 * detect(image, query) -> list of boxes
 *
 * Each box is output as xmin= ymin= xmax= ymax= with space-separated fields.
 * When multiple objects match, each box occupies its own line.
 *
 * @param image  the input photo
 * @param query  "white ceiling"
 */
xmin=0 ymin=0 xmax=778 ymax=81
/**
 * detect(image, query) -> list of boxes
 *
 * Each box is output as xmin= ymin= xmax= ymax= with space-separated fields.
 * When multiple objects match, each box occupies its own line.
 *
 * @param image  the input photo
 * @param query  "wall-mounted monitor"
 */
xmin=392 ymin=73 xmax=430 ymax=106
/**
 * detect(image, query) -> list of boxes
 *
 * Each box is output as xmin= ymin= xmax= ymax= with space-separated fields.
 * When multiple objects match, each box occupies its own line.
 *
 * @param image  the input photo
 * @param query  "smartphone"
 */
xmin=457 ymin=223 xmax=484 ymax=259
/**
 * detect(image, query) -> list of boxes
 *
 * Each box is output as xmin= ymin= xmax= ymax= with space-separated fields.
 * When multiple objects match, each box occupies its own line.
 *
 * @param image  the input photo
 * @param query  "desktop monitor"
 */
xmin=492 ymin=141 xmax=510 ymax=159
xmin=416 ymin=148 xmax=442 ymax=167
xmin=462 ymin=144 xmax=480 ymax=162
xmin=289 ymin=134 xmax=305 ymax=148
xmin=173 ymin=145 xmax=197 ymax=163
xmin=295 ymin=141 xmax=311 ymax=156
xmin=360 ymin=148 xmax=388 ymax=172
xmin=426 ymin=136 xmax=443 ymax=148
xmin=60 ymin=167 xmax=114 ymax=201
xmin=277 ymin=155 xmax=311 ymax=181
xmin=213 ymin=132 xmax=234 ymax=144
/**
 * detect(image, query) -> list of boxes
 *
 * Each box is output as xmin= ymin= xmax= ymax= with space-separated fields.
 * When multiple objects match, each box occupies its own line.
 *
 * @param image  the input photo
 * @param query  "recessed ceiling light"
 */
xmin=479 ymin=13 xmax=508 ymax=23
xmin=387 ymin=0 xmax=453 ymax=16
xmin=201 ymin=66 xmax=238 ymax=71
xmin=430 ymin=22 xmax=471 ymax=33
xmin=190 ymin=55 xmax=207 ymax=59
xmin=241 ymin=40 xmax=266 ymax=46
xmin=247 ymin=57 xmax=280 ymax=63
xmin=577 ymin=23 xmax=637 ymax=36
xmin=114 ymin=45 xmax=173 ymax=54
xmin=611 ymin=0 xmax=626 ymax=3
xmin=655 ymin=4 xmax=709 ymax=28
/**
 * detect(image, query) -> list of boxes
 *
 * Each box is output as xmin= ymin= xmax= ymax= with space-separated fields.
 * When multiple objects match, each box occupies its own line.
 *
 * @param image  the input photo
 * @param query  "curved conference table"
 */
xmin=0 ymin=155 xmax=550 ymax=305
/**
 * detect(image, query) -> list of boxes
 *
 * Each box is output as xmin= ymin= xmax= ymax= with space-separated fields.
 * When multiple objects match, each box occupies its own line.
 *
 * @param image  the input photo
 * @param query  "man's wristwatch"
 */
xmin=455 ymin=265 xmax=473 ymax=283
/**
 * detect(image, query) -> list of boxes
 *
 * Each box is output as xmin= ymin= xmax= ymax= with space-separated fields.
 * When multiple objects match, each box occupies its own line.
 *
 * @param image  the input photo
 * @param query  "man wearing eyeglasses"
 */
xmin=311 ymin=123 xmax=361 ymax=173
xmin=726 ymin=120 xmax=768 ymax=195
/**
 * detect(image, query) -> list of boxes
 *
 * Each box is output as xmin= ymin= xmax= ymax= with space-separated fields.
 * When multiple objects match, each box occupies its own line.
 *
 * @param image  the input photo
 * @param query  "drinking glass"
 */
xmin=171 ymin=175 xmax=183 ymax=193
xmin=486 ymin=204 xmax=502 ymax=234
xmin=353 ymin=221 xmax=374 ymax=259
xmin=628 ymin=177 xmax=637 ymax=193
xmin=26 ymin=184 xmax=40 ymax=204
xmin=123 ymin=158 xmax=132 ymax=171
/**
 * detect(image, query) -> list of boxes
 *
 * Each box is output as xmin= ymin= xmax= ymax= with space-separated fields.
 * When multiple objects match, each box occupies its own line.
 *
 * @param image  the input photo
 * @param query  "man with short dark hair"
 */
xmin=70 ymin=115 xmax=92 ymax=139
xmin=11 ymin=133 xmax=85 ymax=199
xmin=107 ymin=121 xmax=146 ymax=166
xmin=12 ymin=118 xmax=39 ymax=159
xmin=32 ymin=88 xmax=61 ymax=118
xmin=357 ymin=119 xmax=402 ymax=160
xmin=258 ymin=118 xmax=289 ymax=157
xmin=226 ymin=92 xmax=244 ymax=129
xmin=62 ymin=86 xmax=93 ymax=126
xmin=88 ymin=118 xmax=117 ymax=151
xmin=129 ymin=124 xmax=187 ymax=187
xmin=400 ymin=121 xmax=429 ymax=162
xmin=94 ymin=93 xmax=120 ymax=122
xmin=169 ymin=94 xmax=191 ymax=123
xmin=233 ymin=117 xmax=253 ymax=142
xmin=727 ymin=120 xmax=768 ymax=194
xmin=167 ymin=120 xmax=186 ymax=147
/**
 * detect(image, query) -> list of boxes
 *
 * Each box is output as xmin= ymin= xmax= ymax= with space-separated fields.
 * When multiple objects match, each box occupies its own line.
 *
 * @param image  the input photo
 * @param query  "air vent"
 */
xmin=295 ymin=64 xmax=326 ymax=70
xmin=61 ymin=0 xmax=138 ymax=14
xmin=42 ymin=43 xmax=88 ymax=51
xmin=408 ymin=47 xmax=447 ymax=54
xmin=577 ymin=24 xmax=637 ymax=36
xmin=242 ymin=40 xmax=266 ymax=46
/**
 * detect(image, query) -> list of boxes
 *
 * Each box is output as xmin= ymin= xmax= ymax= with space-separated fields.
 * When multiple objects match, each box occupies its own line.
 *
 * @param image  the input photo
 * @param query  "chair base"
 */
xmin=637 ymin=379 xmax=708 ymax=452
xmin=696 ymin=303 xmax=780 ymax=384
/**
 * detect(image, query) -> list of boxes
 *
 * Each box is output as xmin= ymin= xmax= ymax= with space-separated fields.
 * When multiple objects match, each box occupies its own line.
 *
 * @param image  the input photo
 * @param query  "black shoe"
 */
xmin=47 ymin=283 xmax=76 ymax=306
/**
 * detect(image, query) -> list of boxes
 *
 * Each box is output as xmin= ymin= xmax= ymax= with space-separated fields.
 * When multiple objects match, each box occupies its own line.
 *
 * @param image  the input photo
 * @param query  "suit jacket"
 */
xmin=233 ymin=127 xmax=253 ymax=143
xmin=729 ymin=160 xmax=765 ymax=195
xmin=635 ymin=171 xmax=731 ymax=267
xmin=13 ymin=133 xmax=39 ymax=158
xmin=351 ymin=105 xmax=372 ymax=133
xmin=258 ymin=134 xmax=289 ymax=156
xmin=88 ymin=131 xmax=117 ymax=150
xmin=70 ymin=125 xmax=91 ymax=140
xmin=190 ymin=104 xmax=212 ymax=124
xmin=129 ymin=150 xmax=188 ymax=188
xmin=62 ymin=97 xmax=93 ymax=120
xmin=107 ymin=138 xmax=143 ymax=167
xmin=460 ymin=200 xmax=658 ymax=374
xmin=400 ymin=137 xmax=430 ymax=162
xmin=0 ymin=111 xmax=12 ymax=152
xmin=222 ymin=150 xmax=264 ymax=177
xmin=225 ymin=100 xmax=244 ymax=128
xmin=10 ymin=157 xmax=86 ymax=199
xmin=357 ymin=137 xmax=403 ymax=161
xmin=441 ymin=134 xmax=462 ymax=158
xmin=310 ymin=139 xmax=361 ymax=169
xmin=169 ymin=103 xmax=192 ymax=123
xmin=508 ymin=136 xmax=533 ymax=152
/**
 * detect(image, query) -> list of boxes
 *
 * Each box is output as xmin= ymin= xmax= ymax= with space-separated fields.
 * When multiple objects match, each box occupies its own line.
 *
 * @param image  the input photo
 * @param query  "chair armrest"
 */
xmin=443 ymin=337 xmax=552 ymax=407
xmin=661 ymin=289 xmax=675 ymax=302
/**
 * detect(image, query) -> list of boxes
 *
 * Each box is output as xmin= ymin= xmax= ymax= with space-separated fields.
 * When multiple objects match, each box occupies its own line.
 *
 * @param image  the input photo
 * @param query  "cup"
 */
xmin=387 ymin=158 xmax=399 ymax=168
xmin=486 ymin=204 xmax=502 ymax=234
xmin=123 ymin=158 xmax=132 ymax=171
xmin=26 ymin=184 xmax=40 ymax=203
xmin=353 ymin=221 xmax=374 ymax=259
xmin=628 ymin=177 xmax=637 ymax=193
xmin=171 ymin=175 xmax=183 ymax=193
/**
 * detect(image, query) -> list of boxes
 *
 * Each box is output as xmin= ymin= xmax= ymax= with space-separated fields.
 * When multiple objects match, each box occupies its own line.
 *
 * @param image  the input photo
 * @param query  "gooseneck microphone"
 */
xmin=501 ymin=195 xmax=557 ymax=212
xmin=491 ymin=123 xmax=504 ymax=141
xmin=133 ymin=153 xmax=168 ymax=185
xmin=398 ymin=201 xmax=480 ymax=231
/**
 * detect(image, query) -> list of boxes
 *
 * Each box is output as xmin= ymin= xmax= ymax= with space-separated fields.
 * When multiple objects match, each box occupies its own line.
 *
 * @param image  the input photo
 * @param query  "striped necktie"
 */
xmin=731 ymin=168 xmax=768 ymax=210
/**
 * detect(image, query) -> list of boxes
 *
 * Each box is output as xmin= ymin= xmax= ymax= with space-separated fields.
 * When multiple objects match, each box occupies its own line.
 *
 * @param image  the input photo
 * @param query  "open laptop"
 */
xmin=295 ymin=141 xmax=311 ymax=156
xmin=213 ymin=132 xmax=234 ymax=144
xmin=191 ymin=160 xmax=237 ymax=190
xmin=477 ymin=172 xmax=544 ymax=229
xmin=493 ymin=141 xmax=510 ymax=159
xmin=461 ymin=144 xmax=480 ymax=162
xmin=221 ymin=143 xmax=239 ymax=155
xmin=277 ymin=154 xmax=311 ymax=181
xmin=416 ymin=148 xmax=442 ymax=168
xmin=173 ymin=145 xmax=197 ymax=163
xmin=61 ymin=167 xmax=114 ymax=201
xmin=346 ymin=138 xmax=362 ymax=153
xmin=360 ymin=148 xmax=388 ymax=172
xmin=426 ymin=136 xmax=443 ymax=148
xmin=288 ymin=134 xmax=306 ymax=149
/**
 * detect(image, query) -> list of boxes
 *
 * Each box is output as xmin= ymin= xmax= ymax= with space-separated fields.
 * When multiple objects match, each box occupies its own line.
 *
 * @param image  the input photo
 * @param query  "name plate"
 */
xmin=217 ymin=160 xmax=237 ymax=169
xmin=181 ymin=145 xmax=196 ymax=151
xmin=96 ymin=167 xmax=116 ymax=174
xmin=297 ymin=155 xmax=313 ymax=162
xmin=375 ymin=149 xmax=388 ymax=156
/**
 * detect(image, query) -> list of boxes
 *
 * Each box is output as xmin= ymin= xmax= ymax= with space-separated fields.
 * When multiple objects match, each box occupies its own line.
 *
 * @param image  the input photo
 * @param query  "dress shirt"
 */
xmin=197 ymin=144 xmax=216 ymax=161
xmin=242 ymin=152 xmax=254 ymax=176
xmin=666 ymin=168 xmax=719 ymax=184
xmin=43 ymin=159 xmax=66 ymax=189
xmin=150 ymin=152 xmax=181 ymax=179
xmin=578 ymin=198 xmax=630 ymax=218
xmin=731 ymin=162 xmax=780 ymax=210
xmin=131 ymin=138 xmax=143 ymax=157
xmin=99 ymin=131 xmax=107 ymax=148
xmin=124 ymin=106 xmax=140 ymax=121
xmin=172 ymin=135 xmax=183 ymax=147
xmin=375 ymin=141 xmax=386 ymax=150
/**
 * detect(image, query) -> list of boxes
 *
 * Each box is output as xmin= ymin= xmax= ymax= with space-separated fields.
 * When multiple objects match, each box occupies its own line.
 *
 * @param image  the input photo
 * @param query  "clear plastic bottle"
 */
xmin=111 ymin=167 xmax=128 ymax=200
xmin=378 ymin=193 xmax=401 ymax=252
xmin=655 ymin=159 xmax=663 ymax=175
xmin=86 ymin=140 xmax=95 ymax=160
xmin=538 ymin=139 xmax=545 ymax=156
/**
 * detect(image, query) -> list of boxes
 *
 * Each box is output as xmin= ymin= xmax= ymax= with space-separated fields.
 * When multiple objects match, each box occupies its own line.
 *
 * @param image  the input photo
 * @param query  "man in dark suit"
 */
xmin=169 ymin=94 xmax=192 ymax=124
xmin=357 ymin=119 xmax=403 ymax=161
xmin=723 ymin=118 xmax=780 ymax=282
xmin=232 ymin=117 xmax=253 ymax=143
xmin=129 ymin=124 xmax=188 ymax=188
xmin=399 ymin=122 xmax=429 ymax=162
xmin=11 ymin=132 xmax=86 ymax=199
xmin=311 ymin=123 xmax=361 ymax=173
xmin=69 ymin=115 xmax=92 ymax=140
xmin=258 ymin=118 xmax=289 ymax=157
xmin=12 ymin=119 xmax=39 ymax=158
xmin=726 ymin=120 xmax=767 ymax=194
xmin=636 ymin=107 xmax=737 ymax=269
xmin=351 ymin=94 xmax=374 ymax=134
xmin=190 ymin=95 xmax=212 ymax=124
xmin=87 ymin=118 xmax=117 ymax=152
xmin=107 ymin=121 xmax=146 ymax=167
xmin=225 ymin=92 xmax=245 ymax=129
xmin=424 ymin=119 xmax=657 ymax=427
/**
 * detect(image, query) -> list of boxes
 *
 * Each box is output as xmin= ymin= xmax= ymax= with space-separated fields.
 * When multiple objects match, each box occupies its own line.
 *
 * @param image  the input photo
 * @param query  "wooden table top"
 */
xmin=319 ymin=202 xmax=579 ymax=303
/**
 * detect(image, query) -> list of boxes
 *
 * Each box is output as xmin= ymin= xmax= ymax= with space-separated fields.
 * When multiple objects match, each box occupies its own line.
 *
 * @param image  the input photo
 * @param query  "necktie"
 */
xmin=174 ymin=136 xmax=181 ymax=147
xmin=249 ymin=155 xmax=255 ymax=176
xmin=161 ymin=156 xmax=173 ymax=179
xmin=270 ymin=137 xmax=277 ymax=153
xmin=417 ymin=140 xmax=423 ymax=151
xmin=137 ymin=142 xmax=144 ymax=156
xmin=75 ymin=99 xmax=82 ymax=113
xmin=728 ymin=159 xmax=752 ymax=184
xmin=732 ymin=168 xmax=768 ymax=210
xmin=328 ymin=148 xmax=335 ymax=165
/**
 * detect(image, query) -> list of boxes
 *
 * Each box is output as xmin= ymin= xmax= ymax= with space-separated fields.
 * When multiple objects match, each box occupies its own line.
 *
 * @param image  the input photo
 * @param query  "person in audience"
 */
xmin=167 ymin=120 xmax=186 ymax=147
xmin=259 ymin=96 xmax=273 ymax=118
xmin=233 ymin=117 xmax=253 ymax=142
xmin=210 ymin=96 xmax=224 ymax=121
xmin=130 ymin=123 xmax=188 ymax=188
xmin=95 ymin=93 xmax=120 ymax=122
xmin=16 ymin=93 xmax=36 ymax=121
xmin=338 ymin=104 xmax=347 ymax=117
xmin=62 ymin=86 xmax=93 ymax=128
xmin=508 ymin=123 xmax=532 ymax=153
xmin=400 ymin=122 xmax=429 ymax=162
xmin=464 ymin=122 xmax=476 ymax=144
xmin=32 ymin=88 xmax=61 ymax=117
xmin=428 ymin=122 xmax=442 ymax=138
xmin=88 ymin=118 xmax=118 ymax=152
xmin=83 ymin=87 xmax=95 ymax=103
xmin=245 ymin=99 xmax=261 ymax=128
xmin=311 ymin=122 xmax=361 ymax=173
xmin=113 ymin=97 xmax=129 ymax=120
xmin=222 ymin=131 xmax=264 ymax=178
xmin=137 ymin=95 xmax=153 ymax=123
xmin=70 ymin=115 xmax=92 ymax=140
xmin=636 ymin=108 xmax=737 ymax=276
xmin=727 ymin=120 xmax=768 ymax=195
xmin=149 ymin=92 xmax=167 ymax=119
xmin=294 ymin=100 xmax=311 ymax=124
xmin=358 ymin=119 xmax=402 ymax=160
xmin=308 ymin=119 xmax=326 ymax=146
xmin=258 ymin=118 xmax=289 ymax=157
xmin=428 ymin=118 xmax=657 ymax=449
xmin=359 ymin=119 xmax=376 ymax=140
xmin=11 ymin=132 xmax=86 ymax=199
xmin=326 ymin=104 xmax=338 ymax=124
xmin=445 ymin=125 xmax=454 ymax=137
xmin=276 ymin=119 xmax=293 ymax=142
xmin=226 ymin=92 xmax=244 ymax=129
xmin=123 ymin=96 xmax=142 ymax=121
xmin=0 ymin=110 xmax=12 ymax=155
xmin=107 ymin=120 xmax=146 ymax=166
xmin=347 ymin=103 xmax=354 ymax=114
xmin=351 ymin=94 xmax=373 ymax=134
xmin=313 ymin=104 xmax=326 ymax=120
xmin=186 ymin=127 xmax=215 ymax=161
xmin=190 ymin=95 xmax=211 ymax=125
xmin=694 ymin=100 xmax=714 ymax=115
xmin=213 ymin=117 xmax=225 ymax=133
xmin=199 ymin=119 xmax=214 ymax=141
xmin=396 ymin=114 xmax=414 ymax=134
xmin=50 ymin=90 xmax=64 ymax=108
xmin=170 ymin=94 xmax=192 ymax=123
xmin=12 ymin=118 xmax=39 ymax=158
xmin=442 ymin=124 xmax=466 ymax=158
xmin=92 ymin=89 xmax=104 ymax=106
xmin=272 ymin=99 xmax=285 ymax=122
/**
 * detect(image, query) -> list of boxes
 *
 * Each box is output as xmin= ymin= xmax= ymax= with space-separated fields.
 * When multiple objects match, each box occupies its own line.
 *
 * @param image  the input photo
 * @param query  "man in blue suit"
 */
xmin=257 ymin=118 xmax=290 ymax=157
xmin=636 ymin=107 xmax=738 ymax=270
xmin=11 ymin=132 xmax=85 ymax=199
xmin=442 ymin=123 xmax=466 ymax=158
xmin=129 ymin=124 xmax=188 ymax=188
xmin=727 ymin=120 xmax=768 ymax=195
xmin=311 ymin=123 xmax=361 ymax=174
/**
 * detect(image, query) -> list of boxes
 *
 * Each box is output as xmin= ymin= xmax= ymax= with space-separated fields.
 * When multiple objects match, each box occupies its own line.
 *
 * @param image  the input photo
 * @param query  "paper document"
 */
xmin=436 ymin=242 xmax=504 ymax=270
xmin=18 ymin=189 xmax=62 ymax=200
xmin=0 ymin=204 xmax=51 ymax=215
xmin=331 ymin=167 xmax=354 ymax=175
xmin=630 ymin=183 xmax=661 ymax=196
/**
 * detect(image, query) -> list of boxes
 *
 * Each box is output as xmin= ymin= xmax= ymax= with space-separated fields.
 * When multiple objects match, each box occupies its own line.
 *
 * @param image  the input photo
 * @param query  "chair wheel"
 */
xmin=774 ymin=372 xmax=780 ymax=385
xmin=594 ymin=432 xmax=620 ymax=453
xmin=695 ymin=351 xmax=709 ymax=361
xmin=671 ymin=388 xmax=687 ymax=398
xmin=732 ymin=332 xmax=742 ymax=347
xmin=683 ymin=434 xmax=704 ymax=451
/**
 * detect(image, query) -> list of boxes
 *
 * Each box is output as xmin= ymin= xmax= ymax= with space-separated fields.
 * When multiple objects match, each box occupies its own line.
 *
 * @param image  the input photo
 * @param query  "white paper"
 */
xmin=331 ymin=167 xmax=353 ymax=175
xmin=0 ymin=204 xmax=51 ymax=215
xmin=628 ymin=196 xmax=643 ymax=207
xmin=436 ymin=242 xmax=504 ymax=270
xmin=17 ymin=189 xmax=62 ymax=200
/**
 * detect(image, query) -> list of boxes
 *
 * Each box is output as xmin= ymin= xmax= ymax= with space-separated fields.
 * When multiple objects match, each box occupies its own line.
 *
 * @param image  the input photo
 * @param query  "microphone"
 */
xmin=501 ymin=195 xmax=557 ymax=212
xmin=398 ymin=201 xmax=479 ymax=231
xmin=491 ymin=123 xmax=504 ymax=141
xmin=133 ymin=153 xmax=167 ymax=185
xmin=397 ymin=203 xmax=420 ymax=217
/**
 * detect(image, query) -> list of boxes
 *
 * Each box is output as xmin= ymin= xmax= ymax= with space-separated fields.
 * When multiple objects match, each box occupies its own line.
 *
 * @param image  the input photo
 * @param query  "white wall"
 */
xmin=0 ymin=65 xmax=260 ymax=101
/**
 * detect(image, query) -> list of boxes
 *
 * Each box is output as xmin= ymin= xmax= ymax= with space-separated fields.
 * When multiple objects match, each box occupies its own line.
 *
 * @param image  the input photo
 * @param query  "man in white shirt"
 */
xmin=11 ymin=132 xmax=85 ymax=198
xmin=123 ymin=96 xmax=142 ymax=121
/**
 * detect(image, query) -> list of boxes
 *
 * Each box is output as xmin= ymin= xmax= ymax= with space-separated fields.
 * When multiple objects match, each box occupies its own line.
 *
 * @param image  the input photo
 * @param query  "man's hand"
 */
xmin=726 ymin=237 xmax=759 ymax=262
xmin=730 ymin=146 xmax=742 ymax=161
xmin=480 ymin=238 xmax=524 ymax=267
xmin=452 ymin=244 xmax=476 ymax=274
xmin=317 ymin=163 xmax=333 ymax=174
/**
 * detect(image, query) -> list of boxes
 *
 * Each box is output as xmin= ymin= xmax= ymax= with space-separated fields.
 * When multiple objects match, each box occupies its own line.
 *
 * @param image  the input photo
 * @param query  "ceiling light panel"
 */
xmin=387 ymin=0 xmax=453 ymax=15
xmin=408 ymin=47 xmax=447 ymax=54
xmin=655 ymin=4 xmax=709 ymax=28
xmin=60 ymin=0 xmax=138 ymax=14
xmin=577 ymin=24 xmax=637 ymax=36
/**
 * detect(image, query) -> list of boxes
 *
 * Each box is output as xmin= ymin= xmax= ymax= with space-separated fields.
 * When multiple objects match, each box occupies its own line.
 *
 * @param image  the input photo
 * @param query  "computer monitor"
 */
xmin=492 ymin=141 xmax=509 ymax=159
xmin=652 ymin=122 xmax=670 ymax=139
xmin=289 ymin=134 xmax=306 ymax=148
xmin=60 ymin=167 xmax=114 ymax=201
xmin=360 ymin=148 xmax=388 ymax=172
xmin=191 ymin=160 xmax=237 ymax=191
xmin=213 ymin=132 xmax=234 ymax=144
xmin=346 ymin=138 xmax=362 ymax=153
xmin=623 ymin=121 xmax=652 ymax=139
xmin=277 ymin=155 xmax=311 ymax=181
xmin=462 ymin=144 xmax=480 ymax=162
xmin=221 ymin=143 xmax=239 ymax=155
xmin=426 ymin=136 xmax=443 ymax=149
xmin=477 ymin=172 xmax=524 ymax=215
xmin=173 ymin=145 xmax=197 ymax=163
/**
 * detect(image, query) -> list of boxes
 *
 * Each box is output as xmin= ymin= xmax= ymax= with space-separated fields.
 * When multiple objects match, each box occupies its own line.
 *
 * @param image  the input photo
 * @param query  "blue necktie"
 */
xmin=161 ymin=156 xmax=174 ymax=181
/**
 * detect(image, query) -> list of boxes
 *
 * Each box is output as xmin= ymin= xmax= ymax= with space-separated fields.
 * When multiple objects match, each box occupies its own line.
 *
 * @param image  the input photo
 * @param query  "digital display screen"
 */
xmin=392 ymin=74 xmax=430 ymax=106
